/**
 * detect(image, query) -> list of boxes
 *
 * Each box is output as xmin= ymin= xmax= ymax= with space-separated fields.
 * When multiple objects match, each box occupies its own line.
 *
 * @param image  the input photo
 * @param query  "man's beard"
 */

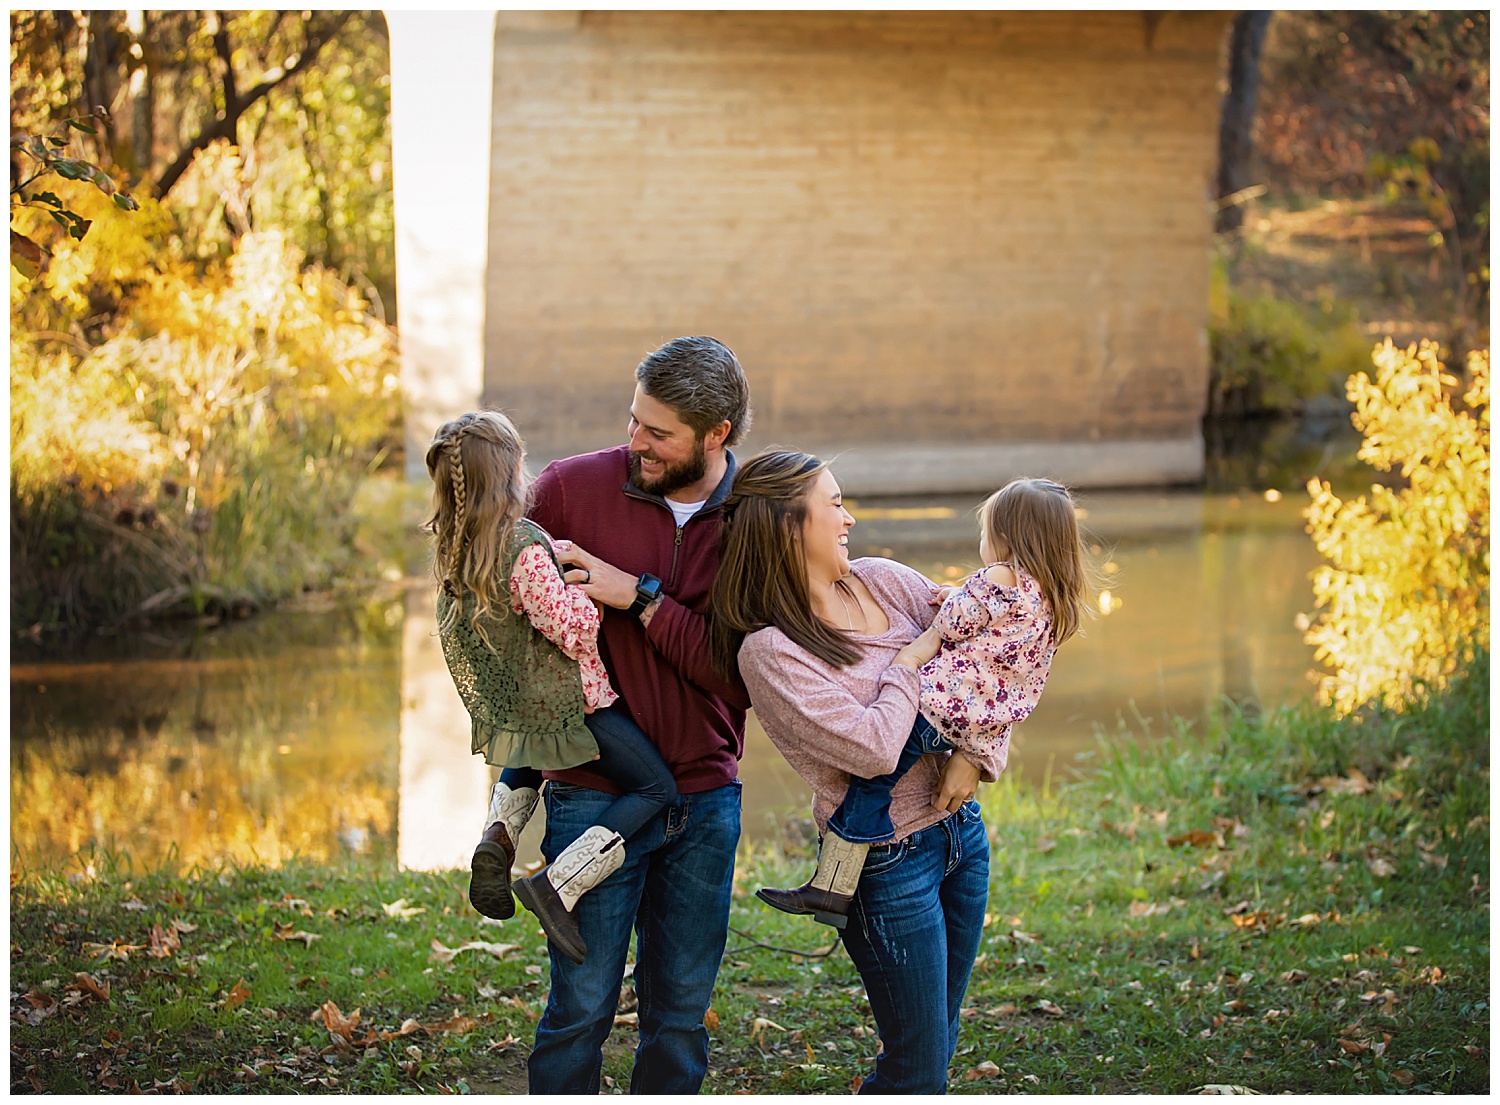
xmin=628 ymin=437 xmax=708 ymax=497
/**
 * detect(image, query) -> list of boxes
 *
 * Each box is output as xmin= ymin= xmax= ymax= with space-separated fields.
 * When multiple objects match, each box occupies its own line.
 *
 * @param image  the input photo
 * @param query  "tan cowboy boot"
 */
xmin=469 ymin=782 xmax=539 ymax=920
xmin=513 ymin=824 xmax=625 ymax=964
xmin=756 ymin=833 xmax=870 ymax=929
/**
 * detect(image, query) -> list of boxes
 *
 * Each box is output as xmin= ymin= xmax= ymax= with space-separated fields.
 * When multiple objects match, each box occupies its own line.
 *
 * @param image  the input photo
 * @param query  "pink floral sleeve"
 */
xmin=509 ymin=543 xmax=619 ymax=711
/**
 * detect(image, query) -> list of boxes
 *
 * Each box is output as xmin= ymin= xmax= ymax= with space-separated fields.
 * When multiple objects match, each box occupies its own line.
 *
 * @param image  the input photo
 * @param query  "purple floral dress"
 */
xmin=918 ymin=563 xmax=1055 ymax=775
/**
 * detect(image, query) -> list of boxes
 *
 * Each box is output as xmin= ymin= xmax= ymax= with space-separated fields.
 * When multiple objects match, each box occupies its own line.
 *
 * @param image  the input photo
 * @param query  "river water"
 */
xmin=11 ymin=488 xmax=1327 ymax=874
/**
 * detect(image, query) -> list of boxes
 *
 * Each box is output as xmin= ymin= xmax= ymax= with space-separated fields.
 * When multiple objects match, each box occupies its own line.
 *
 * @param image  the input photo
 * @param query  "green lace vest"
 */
xmin=436 ymin=520 xmax=599 ymax=771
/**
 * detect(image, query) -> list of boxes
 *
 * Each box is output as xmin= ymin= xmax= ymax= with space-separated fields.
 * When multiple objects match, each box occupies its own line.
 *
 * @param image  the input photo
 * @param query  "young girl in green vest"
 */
xmin=425 ymin=410 xmax=676 ymax=964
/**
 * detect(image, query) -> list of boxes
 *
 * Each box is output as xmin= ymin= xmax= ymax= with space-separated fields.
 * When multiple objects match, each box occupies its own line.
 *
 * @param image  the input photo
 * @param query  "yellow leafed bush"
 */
xmin=1304 ymin=339 xmax=1489 ymax=714
xmin=11 ymin=177 xmax=400 ymax=630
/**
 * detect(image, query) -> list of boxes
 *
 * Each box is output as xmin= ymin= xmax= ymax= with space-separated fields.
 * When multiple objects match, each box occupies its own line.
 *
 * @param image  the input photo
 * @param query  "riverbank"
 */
xmin=11 ymin=653 xmax=1487 ymax=1094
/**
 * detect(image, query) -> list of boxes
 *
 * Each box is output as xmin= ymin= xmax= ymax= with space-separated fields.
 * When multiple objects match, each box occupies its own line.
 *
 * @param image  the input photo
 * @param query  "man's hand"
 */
xmin=932 ymin=752 xmax=982 ymax=814
xmin=553 ymin=540 xmax=637 ymax=611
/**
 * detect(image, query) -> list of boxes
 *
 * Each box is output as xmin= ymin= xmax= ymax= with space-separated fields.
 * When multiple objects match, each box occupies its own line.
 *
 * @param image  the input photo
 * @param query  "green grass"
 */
xmin=11 ymin=654 xmax=1488 ymax=1094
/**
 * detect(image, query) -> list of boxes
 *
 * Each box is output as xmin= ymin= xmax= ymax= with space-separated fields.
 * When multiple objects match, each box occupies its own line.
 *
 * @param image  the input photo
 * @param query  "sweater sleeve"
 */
xmin=644 ymin=596 xmax=752 ymax=711
xmin=739 ymin=633 xmax=920 ymax=779
xmin=509 ymin=543 xmax=600 ymax=662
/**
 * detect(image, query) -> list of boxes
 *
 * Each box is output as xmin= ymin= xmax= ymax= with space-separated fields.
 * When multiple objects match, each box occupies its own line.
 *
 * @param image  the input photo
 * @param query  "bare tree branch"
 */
xmin=151 ymin=11 xmax=352 ymax=200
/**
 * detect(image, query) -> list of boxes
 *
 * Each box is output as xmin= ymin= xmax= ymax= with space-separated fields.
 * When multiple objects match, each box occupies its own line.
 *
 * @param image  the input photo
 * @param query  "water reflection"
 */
xmin=10 ymin=492 xmax=1325 ymax=873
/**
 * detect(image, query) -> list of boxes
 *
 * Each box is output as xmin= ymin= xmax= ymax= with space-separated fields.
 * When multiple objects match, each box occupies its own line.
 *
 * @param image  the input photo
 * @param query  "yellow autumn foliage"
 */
xmin=1303 ymin=339 xmax=1489 ymax=714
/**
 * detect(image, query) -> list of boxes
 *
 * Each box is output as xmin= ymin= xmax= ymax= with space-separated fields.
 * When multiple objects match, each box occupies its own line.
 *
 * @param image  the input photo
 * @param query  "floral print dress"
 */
xmin=508 ymin=540 xmax=618 ymax=711
xmin=918 ymin=563 xmax=1055 ymax=774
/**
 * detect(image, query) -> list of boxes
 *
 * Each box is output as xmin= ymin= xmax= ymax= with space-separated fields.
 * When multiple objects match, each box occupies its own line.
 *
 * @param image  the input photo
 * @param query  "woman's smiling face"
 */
xmin=800 ymin=468 xmax=855 ymax=581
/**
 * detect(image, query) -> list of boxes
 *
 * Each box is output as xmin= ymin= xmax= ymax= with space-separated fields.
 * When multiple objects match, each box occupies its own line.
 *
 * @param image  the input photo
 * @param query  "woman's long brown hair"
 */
xmin=710 ymin=450 xmax=863 ymax=677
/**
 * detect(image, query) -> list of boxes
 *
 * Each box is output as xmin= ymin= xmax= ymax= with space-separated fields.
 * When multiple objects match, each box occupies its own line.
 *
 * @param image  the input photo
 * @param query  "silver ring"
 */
xmin=582 ymin=570 xmax=591 ymax=585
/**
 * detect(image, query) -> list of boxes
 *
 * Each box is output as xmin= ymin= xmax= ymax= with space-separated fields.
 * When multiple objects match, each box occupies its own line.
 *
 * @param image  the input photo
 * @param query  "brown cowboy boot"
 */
xmin=468 ymin=782 xmax=539 ymax=920
xmin=514 ymin=825 xmax=625 ymax=964
xmin=756 ymin=833 xmax=870 ymax=929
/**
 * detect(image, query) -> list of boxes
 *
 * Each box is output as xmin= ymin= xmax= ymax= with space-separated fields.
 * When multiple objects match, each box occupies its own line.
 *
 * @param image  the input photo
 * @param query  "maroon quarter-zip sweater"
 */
xmin=527 ymin=446 xmax=749 ymax=795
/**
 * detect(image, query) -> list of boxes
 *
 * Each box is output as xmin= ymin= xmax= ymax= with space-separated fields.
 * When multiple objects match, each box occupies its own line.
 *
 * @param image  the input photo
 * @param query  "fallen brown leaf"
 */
xmin=1035 ymin=835 xmax=1056 ymax=853
xmin=1391 ymin=1070 xmax=1415 ymax=1087
xmin=317 ymin=1000 xmax=362 ymax=1044
xmin=963 ymin=1060 xmax=1002 ymax=1081
xmin=1278 ymin=970 xmax=1309 ymax=984
xmin=613 ymin=1012 xmax=639 ymax=1027
xmin=1337 ymin=1039 xmax=1368 ymax=1055
xmin=1036 ymin=999 xmax=1065 ymax=1017
xmin=148 ymin=923 xmax=182 ymax=958
xmin=1168 ymin=829 xmax=1224 ymax=849
xmin=272 ymin=921 xmax=320 ymax=948
xmin=429 ymin=938 xmax=519 ymax=964
xmin=381 ymin=899 xmax=426 ymax=919
xmin=422 ymin=1014 xmax=477 ymax=1035
xmin=703 ymin=1007 xmax=720 ymax=1030
xmin=72 ymin=972 xmax=111 ymax=1001
xmin=82 ymin=938 xmax=143 ymax=961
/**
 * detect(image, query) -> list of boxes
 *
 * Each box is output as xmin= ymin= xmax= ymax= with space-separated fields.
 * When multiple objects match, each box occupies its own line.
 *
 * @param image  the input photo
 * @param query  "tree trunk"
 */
xmin=125 ymin=10 xmax=155 ymax=186
xmin=1215 ymin=11 xmax=1272 ymax=233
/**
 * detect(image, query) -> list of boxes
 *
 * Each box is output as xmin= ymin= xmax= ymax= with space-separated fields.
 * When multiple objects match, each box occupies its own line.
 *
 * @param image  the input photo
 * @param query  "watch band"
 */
xmin=628 ymin=573 xmax=662 ymax=619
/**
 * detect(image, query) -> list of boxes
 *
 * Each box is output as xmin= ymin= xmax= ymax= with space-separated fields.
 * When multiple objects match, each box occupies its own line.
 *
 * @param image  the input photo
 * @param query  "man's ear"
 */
xmin=703 ymin=419 xmax=732 ymax=453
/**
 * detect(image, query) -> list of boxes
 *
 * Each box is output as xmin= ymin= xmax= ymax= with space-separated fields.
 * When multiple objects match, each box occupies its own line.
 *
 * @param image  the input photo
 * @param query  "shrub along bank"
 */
xmin=9 ymin=650 xmax=1487 ymax=1094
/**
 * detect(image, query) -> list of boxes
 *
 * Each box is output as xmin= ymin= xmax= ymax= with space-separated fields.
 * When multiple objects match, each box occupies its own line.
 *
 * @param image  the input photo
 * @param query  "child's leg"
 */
xmin=826 ymin=714 xmax=950 ymax=843
xmin=757 ymin=715 xmax=950 ymax=928
xmin=470 ymin=768 xmax=545 ymax=921
xmin=514 ymin=705 xmax=676 ymax=964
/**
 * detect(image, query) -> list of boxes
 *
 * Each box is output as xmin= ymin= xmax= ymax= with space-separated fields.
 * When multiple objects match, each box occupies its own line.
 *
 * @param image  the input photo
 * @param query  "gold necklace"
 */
xmin=835 ymin=586 xmax=857 ymax=631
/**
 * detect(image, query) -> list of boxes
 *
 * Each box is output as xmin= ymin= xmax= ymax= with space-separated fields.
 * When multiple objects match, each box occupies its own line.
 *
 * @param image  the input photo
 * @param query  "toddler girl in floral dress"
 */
xmin=758 ymin=477 xmax=1089 ymax=928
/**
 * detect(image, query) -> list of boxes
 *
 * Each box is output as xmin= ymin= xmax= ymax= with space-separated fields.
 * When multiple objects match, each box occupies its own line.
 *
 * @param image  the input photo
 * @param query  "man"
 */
xmin=521 ymin=335 xmax=751 ymax=1094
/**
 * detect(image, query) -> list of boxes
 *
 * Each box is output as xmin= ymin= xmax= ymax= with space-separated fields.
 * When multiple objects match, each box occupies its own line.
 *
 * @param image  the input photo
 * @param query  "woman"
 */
xmin=711 ymin=451 xmax=998 ymax=1094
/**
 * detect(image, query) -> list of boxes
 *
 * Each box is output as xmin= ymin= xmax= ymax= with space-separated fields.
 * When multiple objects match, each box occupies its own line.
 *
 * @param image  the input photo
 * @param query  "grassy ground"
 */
xmin=11 ymin=654 xmax=1488 ymax=1095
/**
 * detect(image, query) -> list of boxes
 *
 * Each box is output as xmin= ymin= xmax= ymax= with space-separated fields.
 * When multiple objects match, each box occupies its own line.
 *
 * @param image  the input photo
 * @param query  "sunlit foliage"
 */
xmin=1303 ymin=340 xmax=1489 ymax=714
xmin=11 ymin=177 xmax=399 ymax=630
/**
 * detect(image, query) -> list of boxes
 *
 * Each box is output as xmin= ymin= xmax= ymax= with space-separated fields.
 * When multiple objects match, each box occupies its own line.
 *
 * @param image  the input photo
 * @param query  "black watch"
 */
xmin=628 ymin=573 xmax=663 ymax=619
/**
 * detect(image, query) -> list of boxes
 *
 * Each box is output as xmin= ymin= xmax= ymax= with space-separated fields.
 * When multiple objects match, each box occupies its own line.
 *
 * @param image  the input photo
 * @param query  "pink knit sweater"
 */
xmin=738 ymin=558 xmax=1008 ymax=843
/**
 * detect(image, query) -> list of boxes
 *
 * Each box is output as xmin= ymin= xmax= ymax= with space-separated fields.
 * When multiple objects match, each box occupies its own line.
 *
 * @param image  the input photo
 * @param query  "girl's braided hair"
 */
xmin=424 ymin=410 xmax=529 ymax=645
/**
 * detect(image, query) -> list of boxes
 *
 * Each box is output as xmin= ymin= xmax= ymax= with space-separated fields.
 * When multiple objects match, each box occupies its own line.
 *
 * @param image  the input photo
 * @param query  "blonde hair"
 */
xmin=424 ymin=411 xmax=528 ymax=644
xmin=980 ymin=477 xmax=1090 ymax=647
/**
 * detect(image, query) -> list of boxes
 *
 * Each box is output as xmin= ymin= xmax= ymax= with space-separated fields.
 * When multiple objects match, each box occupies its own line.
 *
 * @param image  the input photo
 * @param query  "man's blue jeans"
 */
xmin=842 ymin=799 xmax=989 ymax=1094
xmin=526 ymin=779 xmax=741 ymax=1095
xmin=827 ymin=713 xmax=951 ymax=844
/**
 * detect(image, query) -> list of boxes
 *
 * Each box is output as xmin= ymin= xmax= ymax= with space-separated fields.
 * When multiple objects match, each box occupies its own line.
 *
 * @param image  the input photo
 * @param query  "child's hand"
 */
xmin=930 ymin=584 xmax=957 ymax=606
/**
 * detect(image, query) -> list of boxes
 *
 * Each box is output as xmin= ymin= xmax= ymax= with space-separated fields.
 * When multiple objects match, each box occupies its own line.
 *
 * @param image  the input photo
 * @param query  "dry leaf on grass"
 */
xmin=15 ymin=991 xmax=58 ymax=1025
xmin=148 ymin=923 xmax=182 ymax=958
xmin=1168 ymin=829 xmax=1225 ymax=849
xmin=1036 ymin=1000 xmax=1065 ymax=1017
xmin=1197 ymin=1085 xmax=1264 ymax=1095
xmin=962 ymin=1061 xmax=1002 ymax=1081
xmin=421 ymin=1014 xmax=477 ymax=1036
xmin=1035 ymin=835 xmax=1056 ymax=853
xmin=1278 ymin=969 xmax=1310 ymax=984
xmin=1366 ymin=854 xmax=1398 ymax=878
xmin=81 ymin=938 xmax=143 ymax=961
xmin=71 ymin=973 xmax=110 ymax=1002
xmin=1289 ymin=913 xmax=1323 ymax=927
xmin=272 ymin=921 xmax=320 ymax=947
xmin=429 ymin=938 xmax=519 ymax=964
xmin=382 ymin=899 xmax=426 ymax=919
xmin=223 ymin=979 xmax=252 ymax=1009
xmin=122 ymin=898 xmax=148 ymax=912
xmin=703 ymin=1007 xmax=720 ymax=1030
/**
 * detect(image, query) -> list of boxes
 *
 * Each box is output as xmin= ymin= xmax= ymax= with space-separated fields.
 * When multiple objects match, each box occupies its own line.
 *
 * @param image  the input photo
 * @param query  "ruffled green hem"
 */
xmin=473 ymin=720 xmax=600 ymax=772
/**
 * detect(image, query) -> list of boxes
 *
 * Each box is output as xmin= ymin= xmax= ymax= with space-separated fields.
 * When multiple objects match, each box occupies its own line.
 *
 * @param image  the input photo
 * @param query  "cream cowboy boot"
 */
xmin=756 ymin=833 xmax=870 ymax=929
xmin=513 ymin=824 xmax=625 ymax=964
xmin=468 ymin=782 xmax=540 ymax=920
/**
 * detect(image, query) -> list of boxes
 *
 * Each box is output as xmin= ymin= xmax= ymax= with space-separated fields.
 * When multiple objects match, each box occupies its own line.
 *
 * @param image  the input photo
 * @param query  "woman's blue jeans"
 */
xmin=526 ymin=778 xmax=741 ymax=1095
xmin=827 ymin=713 xmax=951 ymax=844
xmin=842 ymin=800 xmax=990 ymax=1094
